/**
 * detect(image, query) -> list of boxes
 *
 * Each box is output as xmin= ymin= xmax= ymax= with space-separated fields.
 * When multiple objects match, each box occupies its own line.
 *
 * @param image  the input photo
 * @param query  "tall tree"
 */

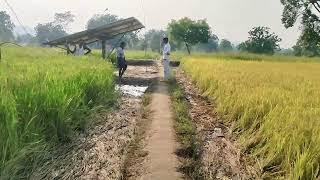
xmin=219 ymin=39 xmax=233 ymax=52
xmin=35 ymin=23 xmax=66 ymax=43
xmin=86 ymin=14 xmax=119 ymax=29
xmin=168 ymin=17 xmax=211 ymax=54
xmin=143 ymin=29 xmax=167 ymax=52
xmin=293 ymin=10 xmax=320 ymax=56
xmin=238 ymin=27 xmax=282 ymax=55
xmin=53 ymin=11 xmax=75 ymax=31
xmin=0 ymin=11 xmax=15 ymax=41
xmin=16 ymin=34 xmax=37 ymax=45
xmin=123 ymin=32 xmax=140 ymax=49
xmin=195 ymin=34 xmax=219 ymax=52
xmin=281 ymin=0 xmax=320 ymax=28
xmin=35 ymin=11 xmax=75 ymax=44
xmin=281 ymin=0 xmax=320 ymax=56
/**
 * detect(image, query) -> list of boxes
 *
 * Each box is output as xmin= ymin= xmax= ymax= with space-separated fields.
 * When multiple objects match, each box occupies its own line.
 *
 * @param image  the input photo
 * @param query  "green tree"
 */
xmin=143 ymin=29 xmax=167 ymax=51
xmin=195 ymin=34 xmax=219 ymax=52
xmin=293 ymin=10 xmax=320 ymax=56
xmin=281 ymin=0 xmax=320 ymax=56
xmin=86 ymin=13 xmax=119 ymax=29
xmin=124 ymin=32 xmax=140 ymax=49
xmin=298 ymin=13 xmax=320 ymax=56
xmin=16 ymin=34 xmax=37 ymax=45
xmin=53 ymin=11 xmax=75 ymax=31
xmin=35 ymin=11 xmax=75 ymax=43
xmin=168 ymin=17 xmax=211 ymax=54
xmin=35 ymin=23 xmax=66 ymax=43
xmin=219 ymin=39 xmax=233 ymax=52
xmin=281 ymin=0 xmax=320 ymax=28
xmin=238 ymin=27 xmax=281 ymax=55
xmin=0 ymin=11 xmax=15 ymax=41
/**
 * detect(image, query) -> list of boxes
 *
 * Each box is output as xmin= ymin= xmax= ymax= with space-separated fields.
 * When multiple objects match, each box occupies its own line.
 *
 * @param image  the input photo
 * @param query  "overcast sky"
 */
xmin=0 ymin=0 xmax=300 ymax=48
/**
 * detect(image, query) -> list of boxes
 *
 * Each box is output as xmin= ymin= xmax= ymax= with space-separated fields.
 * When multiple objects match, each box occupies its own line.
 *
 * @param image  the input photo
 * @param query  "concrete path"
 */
xmin=141 ymin=64 xmax=182 ymax=180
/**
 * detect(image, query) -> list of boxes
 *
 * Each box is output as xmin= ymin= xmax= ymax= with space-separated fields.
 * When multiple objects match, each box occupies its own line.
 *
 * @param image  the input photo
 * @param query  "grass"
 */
xmin=0 ymin=46 xmax=116 ymax=179
xmin=181 ymin=52 xmax=320 ymax=62
xmin=91 ymin=49 xmax=187 ymax=63
xmin=182 ymin=55 xmax=320 ymax=179
xmin=125 ymin=50 xmax=159 ymax=59
xmin=122 ymin=90 xmax=152 ymax=179
xmin=91 ymin=49 xmax=160 ymax=61
xmin=111 ymin=50 xmax=186 ymax=61
xmin=168 ymin=78 xmax=203 ymax=179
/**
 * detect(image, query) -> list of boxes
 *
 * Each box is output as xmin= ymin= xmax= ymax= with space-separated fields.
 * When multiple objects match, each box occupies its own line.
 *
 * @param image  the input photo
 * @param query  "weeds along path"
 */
xmin=30 ymin=61 xmax=159 ymax=180
xmin=124 ymin=62 xmax=183 ymax=180
xmin=175 ymin=70 xmax=257 ymax=179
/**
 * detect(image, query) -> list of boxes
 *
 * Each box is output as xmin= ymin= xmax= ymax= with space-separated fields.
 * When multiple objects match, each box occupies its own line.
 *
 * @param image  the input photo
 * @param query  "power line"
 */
xmin=140 ymin=0 xmax=146 ymax=27
xmin=140 ymin=0 xmax=148 ymax=56
xmin=3 ymin=0 xmax=31 ymax=35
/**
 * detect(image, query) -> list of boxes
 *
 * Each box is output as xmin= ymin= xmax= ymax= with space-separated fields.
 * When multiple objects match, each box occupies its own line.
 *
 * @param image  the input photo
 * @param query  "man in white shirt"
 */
xmin=162 ymin=37 xmax=171 ymax=81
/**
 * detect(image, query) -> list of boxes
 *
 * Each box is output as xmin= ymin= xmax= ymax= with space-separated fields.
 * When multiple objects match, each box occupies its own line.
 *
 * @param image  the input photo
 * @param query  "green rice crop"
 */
xmin=0 ymin=47 xmax=116 ymax=178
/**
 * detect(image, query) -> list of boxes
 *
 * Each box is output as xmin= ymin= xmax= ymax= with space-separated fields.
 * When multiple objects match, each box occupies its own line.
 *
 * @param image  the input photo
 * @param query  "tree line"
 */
xmin=0 ymin=0 xmax=319 ymax=57
xmin=0 ymin=11 xmax=232 ymax=54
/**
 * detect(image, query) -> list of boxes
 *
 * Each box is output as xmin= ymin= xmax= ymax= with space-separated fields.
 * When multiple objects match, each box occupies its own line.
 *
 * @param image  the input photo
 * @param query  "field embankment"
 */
xmin=182 ymin=56 xmax=320 ymax=179
xmin=0 ymin=47 xmax=116 ymax=179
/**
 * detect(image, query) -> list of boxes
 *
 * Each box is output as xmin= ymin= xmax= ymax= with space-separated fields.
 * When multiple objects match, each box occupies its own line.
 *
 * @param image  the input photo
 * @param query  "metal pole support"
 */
xmin=102 ymin=40 xmax=106 ymax=59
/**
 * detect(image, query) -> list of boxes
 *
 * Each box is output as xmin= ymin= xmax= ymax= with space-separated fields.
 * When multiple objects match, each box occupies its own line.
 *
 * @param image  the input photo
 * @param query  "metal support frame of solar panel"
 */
xmin=44 ymin=17 xmax=144 ymax=46
xmin=43 ymin=17 xmax=144 ymax=59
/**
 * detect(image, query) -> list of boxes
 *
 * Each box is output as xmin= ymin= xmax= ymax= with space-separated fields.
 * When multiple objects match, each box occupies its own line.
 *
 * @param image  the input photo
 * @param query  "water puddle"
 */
xmin=116 ymin=85 xmax=148 ymax=97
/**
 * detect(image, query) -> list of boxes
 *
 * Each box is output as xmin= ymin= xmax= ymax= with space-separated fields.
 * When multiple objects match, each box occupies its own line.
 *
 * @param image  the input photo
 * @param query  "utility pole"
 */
xmin=144 ymin=37 xmax=147 ymax=57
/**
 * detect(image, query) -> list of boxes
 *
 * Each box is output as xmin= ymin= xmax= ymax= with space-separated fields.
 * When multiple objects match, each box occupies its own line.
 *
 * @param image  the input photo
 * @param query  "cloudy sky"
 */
xmin=0 ymin=0 xmax=300 ymax=48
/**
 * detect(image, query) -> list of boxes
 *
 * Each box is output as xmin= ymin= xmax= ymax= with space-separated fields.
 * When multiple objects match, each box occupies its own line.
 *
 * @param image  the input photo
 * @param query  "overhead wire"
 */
xmin=140 ymin=0 xmax=146 ymax=28
xmin=2 ymin=0 xmax=32 ymax=36
xmin=139 ymin=0 xmax=148 ymax=57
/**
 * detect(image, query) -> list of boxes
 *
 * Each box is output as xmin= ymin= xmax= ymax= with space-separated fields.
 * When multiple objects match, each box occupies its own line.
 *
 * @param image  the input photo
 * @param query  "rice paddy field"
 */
xmin=2 ymin=45 xmax=320 ymax=179
xmin=0 ymin=47 xmax=116 ymax=178
xmin=92 ymin=49 xmax=186 ymax=62
xmin=91 ymin=49 xmax=160 ymax=61
xmin=182 ymin=55 xmax=320 ymax=179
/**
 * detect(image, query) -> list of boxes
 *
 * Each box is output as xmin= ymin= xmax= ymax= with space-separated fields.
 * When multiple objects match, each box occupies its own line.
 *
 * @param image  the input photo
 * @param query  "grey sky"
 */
xmin=0 ymin=0 xmax=300 ymax=48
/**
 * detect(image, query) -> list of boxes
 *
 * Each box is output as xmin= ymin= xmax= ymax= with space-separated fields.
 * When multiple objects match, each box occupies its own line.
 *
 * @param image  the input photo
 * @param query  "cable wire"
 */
xmin=3 ymin=0 xmax=31 ymax=35
xmin=139 ymin=0 xmax=148 ymax=56
xmin=140 ymin=0 xmax=146 ymax=28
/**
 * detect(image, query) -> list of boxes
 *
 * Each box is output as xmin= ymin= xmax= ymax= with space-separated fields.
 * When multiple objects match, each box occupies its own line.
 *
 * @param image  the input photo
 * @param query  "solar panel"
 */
xmin=44 ymin=17 xmax=144 ymax=46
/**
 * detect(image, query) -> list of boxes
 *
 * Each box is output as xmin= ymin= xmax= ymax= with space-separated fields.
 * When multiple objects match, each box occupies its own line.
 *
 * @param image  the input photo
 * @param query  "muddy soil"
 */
xmin=175 ymin=70 xmax=258 ymax=180
xmin=30 ymin=62 xmax=159 ymax=180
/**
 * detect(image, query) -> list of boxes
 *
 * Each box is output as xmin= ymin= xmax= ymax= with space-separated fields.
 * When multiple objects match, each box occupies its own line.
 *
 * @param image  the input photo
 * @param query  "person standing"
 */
xmin=162 ymin=37 xmax=171 ymax=81
xmin=117 ymin=42 xmax=127 ymax=82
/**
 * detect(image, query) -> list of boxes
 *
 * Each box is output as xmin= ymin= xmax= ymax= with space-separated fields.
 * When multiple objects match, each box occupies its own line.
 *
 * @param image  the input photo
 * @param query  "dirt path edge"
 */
xmin=175 ymin=70 xmax=258 ymax=180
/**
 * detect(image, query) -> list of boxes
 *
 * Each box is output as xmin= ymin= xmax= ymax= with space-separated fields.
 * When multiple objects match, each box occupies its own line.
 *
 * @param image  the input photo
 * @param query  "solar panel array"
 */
xmin=44 ymin=17 xmax=144 ymax=46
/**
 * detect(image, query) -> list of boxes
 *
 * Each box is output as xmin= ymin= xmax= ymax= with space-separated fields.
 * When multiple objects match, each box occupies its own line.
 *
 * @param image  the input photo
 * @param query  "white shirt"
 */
xmin=117 ymin=47 xmax=125 ymax=59
xmin=75 ymin=45 xmax=84 ymax=56
xmin=78 ymin=47 xmax=84 ymax=56
xmin=163 ymin=43 xmax=171 ymax=60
